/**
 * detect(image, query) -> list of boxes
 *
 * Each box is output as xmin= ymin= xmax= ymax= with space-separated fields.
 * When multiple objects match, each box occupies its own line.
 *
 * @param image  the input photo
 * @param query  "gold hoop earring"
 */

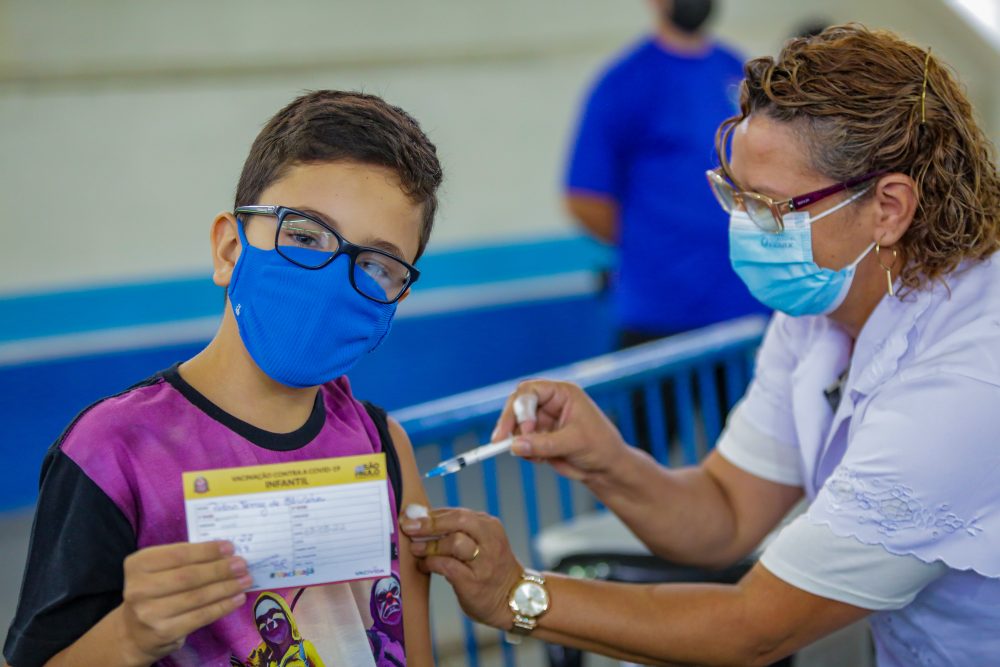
xmin=875 ymin=243 xmax=898 ymax=297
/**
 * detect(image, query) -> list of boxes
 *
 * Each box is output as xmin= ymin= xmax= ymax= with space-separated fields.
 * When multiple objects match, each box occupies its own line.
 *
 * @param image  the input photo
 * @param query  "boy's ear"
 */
xmin=211 ymin=212 xmax=242 ymax=288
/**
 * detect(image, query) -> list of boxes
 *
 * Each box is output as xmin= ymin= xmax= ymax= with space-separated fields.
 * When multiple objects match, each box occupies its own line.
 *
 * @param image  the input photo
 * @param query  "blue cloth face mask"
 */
xmin=227 ymin=220 xmax=397 ymax=388
xmin=729 ymin=188 xmax=874 ymax=317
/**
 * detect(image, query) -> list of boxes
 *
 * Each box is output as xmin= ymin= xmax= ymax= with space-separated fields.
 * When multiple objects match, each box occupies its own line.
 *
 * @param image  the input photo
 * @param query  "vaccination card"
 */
xmin=183 ymin=454 xmax=392 ymax=591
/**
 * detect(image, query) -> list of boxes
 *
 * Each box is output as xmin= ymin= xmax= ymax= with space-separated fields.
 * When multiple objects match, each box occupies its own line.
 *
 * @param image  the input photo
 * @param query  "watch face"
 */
xmin=513 ymin=581 xmax=549 ymax=618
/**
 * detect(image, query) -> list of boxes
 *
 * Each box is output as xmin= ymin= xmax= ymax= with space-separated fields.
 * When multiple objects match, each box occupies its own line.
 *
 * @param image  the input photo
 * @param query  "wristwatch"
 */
xmin=507 ymin=569 xmax=550 ymax=639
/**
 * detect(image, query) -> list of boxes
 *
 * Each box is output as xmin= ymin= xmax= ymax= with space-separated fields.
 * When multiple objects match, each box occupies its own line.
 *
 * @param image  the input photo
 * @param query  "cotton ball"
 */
xmin=404 ymin=504 xmax=429 ymax=520
xmin=513 ymin=393 xmax=539 ymax=424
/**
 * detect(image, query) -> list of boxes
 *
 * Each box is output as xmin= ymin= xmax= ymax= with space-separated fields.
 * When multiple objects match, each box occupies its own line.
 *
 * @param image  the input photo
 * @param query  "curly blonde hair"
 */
xmin=715 ymin=24 xmax=1000 ymax=293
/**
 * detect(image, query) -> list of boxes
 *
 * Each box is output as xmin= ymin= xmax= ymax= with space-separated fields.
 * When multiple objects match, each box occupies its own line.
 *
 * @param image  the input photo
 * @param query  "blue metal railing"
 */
xmin=393 ymin=315 xmax=768 ymax=666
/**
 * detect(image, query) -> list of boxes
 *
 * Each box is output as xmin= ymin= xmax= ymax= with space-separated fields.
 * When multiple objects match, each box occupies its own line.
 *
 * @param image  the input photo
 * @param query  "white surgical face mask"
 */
xmin=729 ymin=188 xmax=874 ymax=316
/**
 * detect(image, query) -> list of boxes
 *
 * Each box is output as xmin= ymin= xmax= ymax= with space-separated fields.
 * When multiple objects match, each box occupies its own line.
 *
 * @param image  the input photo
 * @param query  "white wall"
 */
xmin=1 ymin=0 xmax=997 ymax=294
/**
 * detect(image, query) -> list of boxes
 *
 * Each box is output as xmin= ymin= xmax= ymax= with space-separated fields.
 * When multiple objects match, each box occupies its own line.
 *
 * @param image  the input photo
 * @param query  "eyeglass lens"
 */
xmin=708 ymin=174 xmax=782 ymax=232
xmin=275 ymin=213 xmax=411 ymax=302
xmin=742 ymin=196 xmax=781 ymax=232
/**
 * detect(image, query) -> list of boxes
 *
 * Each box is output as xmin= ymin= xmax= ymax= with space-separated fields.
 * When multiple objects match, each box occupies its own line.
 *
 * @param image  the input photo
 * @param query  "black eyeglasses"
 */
xmin=234 ymin=205 xmax=419 ymax=304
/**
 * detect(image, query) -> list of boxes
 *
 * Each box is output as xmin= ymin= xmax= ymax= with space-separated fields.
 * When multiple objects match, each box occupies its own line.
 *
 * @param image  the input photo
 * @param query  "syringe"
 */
xmin=424 ymin=436 xmax=516 ymax=478
xmin=423 ymin=393 xmax=538 ymax=479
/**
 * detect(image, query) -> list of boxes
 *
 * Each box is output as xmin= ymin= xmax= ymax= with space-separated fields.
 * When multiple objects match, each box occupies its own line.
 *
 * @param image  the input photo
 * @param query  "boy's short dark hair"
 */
xmin=234 ymin=90 xmax=443 ymax=261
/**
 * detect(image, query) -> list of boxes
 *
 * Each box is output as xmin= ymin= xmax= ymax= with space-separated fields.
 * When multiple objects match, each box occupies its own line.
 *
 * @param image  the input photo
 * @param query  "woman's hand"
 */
xmin=401 ymin=507 xmax=523 ymax=630
xmin=493 ymin=380 xmax=630 ymax=481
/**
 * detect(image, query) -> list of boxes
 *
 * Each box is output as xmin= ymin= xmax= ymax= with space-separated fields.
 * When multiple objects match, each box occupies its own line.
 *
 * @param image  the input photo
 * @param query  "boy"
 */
xmin=4 ymin=90 xmax=442 ymax=667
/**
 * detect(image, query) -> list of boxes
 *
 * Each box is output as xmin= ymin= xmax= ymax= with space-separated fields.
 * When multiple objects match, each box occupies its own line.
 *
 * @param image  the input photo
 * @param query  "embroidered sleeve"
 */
xmin=807 ymin=372 xmax=1000 ymax=577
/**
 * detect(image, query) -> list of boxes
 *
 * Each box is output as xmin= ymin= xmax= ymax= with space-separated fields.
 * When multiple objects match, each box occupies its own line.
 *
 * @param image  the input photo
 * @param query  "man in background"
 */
xmin=565 ymin=0 xmax=767 ymax=348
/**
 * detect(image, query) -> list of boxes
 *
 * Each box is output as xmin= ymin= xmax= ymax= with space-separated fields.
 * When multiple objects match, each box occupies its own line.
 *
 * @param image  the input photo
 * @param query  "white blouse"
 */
xmin=716 ymin=257 xmax=1000 ymax=666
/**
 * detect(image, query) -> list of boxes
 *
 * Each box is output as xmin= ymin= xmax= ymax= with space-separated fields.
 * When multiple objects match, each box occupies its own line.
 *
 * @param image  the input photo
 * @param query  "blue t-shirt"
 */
xmin=566 ymin=37 xmax=769 ymax=334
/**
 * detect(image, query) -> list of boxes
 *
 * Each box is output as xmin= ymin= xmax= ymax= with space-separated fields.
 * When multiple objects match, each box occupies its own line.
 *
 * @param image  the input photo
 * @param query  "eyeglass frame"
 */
xmin=705 ymin=168 xmax=888 ymax=232
xmin=233 ymin=204 xmax=420 ymax=304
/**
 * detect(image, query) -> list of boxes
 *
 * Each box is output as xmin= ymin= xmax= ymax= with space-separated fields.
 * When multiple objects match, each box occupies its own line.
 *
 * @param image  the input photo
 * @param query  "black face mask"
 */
xmin=666 ymin=0 xmax=714 ymax=34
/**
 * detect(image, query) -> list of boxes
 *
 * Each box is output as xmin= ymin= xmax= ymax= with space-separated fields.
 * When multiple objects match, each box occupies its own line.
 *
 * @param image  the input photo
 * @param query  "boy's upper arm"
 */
xmin=3 ymin=448 xmax=135 ymax=667
xmin=387 ymin=417 xmax=430 ymax=509
xmin=386 ymin=418 xmax=435 ymax=666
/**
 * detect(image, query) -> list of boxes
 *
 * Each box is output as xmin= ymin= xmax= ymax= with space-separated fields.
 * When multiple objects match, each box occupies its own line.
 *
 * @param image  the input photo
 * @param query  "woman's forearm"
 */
xmin=523 ymin=565 xmax=868 ymax=667
xmin=583 ymin=447 xmax=743 ymax=567
xmin=531 ymin=574 xmax=770 ymax=666
xmin=404 ymin=506 xmax=865 ymax=666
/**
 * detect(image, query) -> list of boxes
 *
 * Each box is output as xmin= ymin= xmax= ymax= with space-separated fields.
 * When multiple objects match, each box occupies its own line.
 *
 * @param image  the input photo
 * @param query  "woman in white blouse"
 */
xmin=402 ymin=24 xmax=1000 ymax=666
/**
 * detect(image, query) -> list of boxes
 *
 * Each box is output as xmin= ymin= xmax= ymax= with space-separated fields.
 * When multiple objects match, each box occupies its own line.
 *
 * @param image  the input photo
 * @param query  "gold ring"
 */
xmin=469 ymin=545 xmax=481 ymax=563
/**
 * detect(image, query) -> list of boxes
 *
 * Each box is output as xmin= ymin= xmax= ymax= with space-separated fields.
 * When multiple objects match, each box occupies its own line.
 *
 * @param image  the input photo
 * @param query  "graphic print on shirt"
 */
xmin=238 ymin=591 xmax=325 ymax=667
xmin=230 ymin=573 xmax=405 ymax=666
xmin=367 ymin=575 xmax=405 ymax=666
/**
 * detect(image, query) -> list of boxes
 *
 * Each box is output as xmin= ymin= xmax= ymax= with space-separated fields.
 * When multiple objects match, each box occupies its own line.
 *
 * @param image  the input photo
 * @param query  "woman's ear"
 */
xmin=870 ymin=172 xmax=918 ymax=246
xmin=211 ymin=212 xmax=241 ymax=288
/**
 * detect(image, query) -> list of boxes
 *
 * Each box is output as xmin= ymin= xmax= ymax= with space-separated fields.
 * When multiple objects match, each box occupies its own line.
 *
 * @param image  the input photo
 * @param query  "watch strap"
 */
xmin=505 ymin=613 xmax=537 ymax=645
xmin=521 ymin=568 xmax=545 ymax=586
xmin=506 ymin=568 xmax=549 ymax=642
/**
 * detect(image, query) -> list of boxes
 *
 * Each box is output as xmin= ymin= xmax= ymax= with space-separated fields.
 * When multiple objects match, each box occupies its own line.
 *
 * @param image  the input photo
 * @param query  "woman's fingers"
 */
xmin=403 ymin=507 xmax=512 ymax=563
xmin=492 ymin=391 xmax=520 ymax=441
xmin=404 ymin=507 xmax=525 ymax=628
xmin=530 ymin=381 xmax=575 ymax=424
xmin=403 ymin=508 xmax=489 ymax=544
xmin=420 ymin=555 xmax=475 ymax=586
xmin=409 ymin=530 xmax=481 ymax=562
xmin=491 ymin=380 xmax=573 ymax=441
xmin=429 ymin=508 xmax=500 ymax=545
xmin=422 ymin=553 xmax=480 ymax=583
xmin=511 ymin=430 xmax=559 ymax=459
